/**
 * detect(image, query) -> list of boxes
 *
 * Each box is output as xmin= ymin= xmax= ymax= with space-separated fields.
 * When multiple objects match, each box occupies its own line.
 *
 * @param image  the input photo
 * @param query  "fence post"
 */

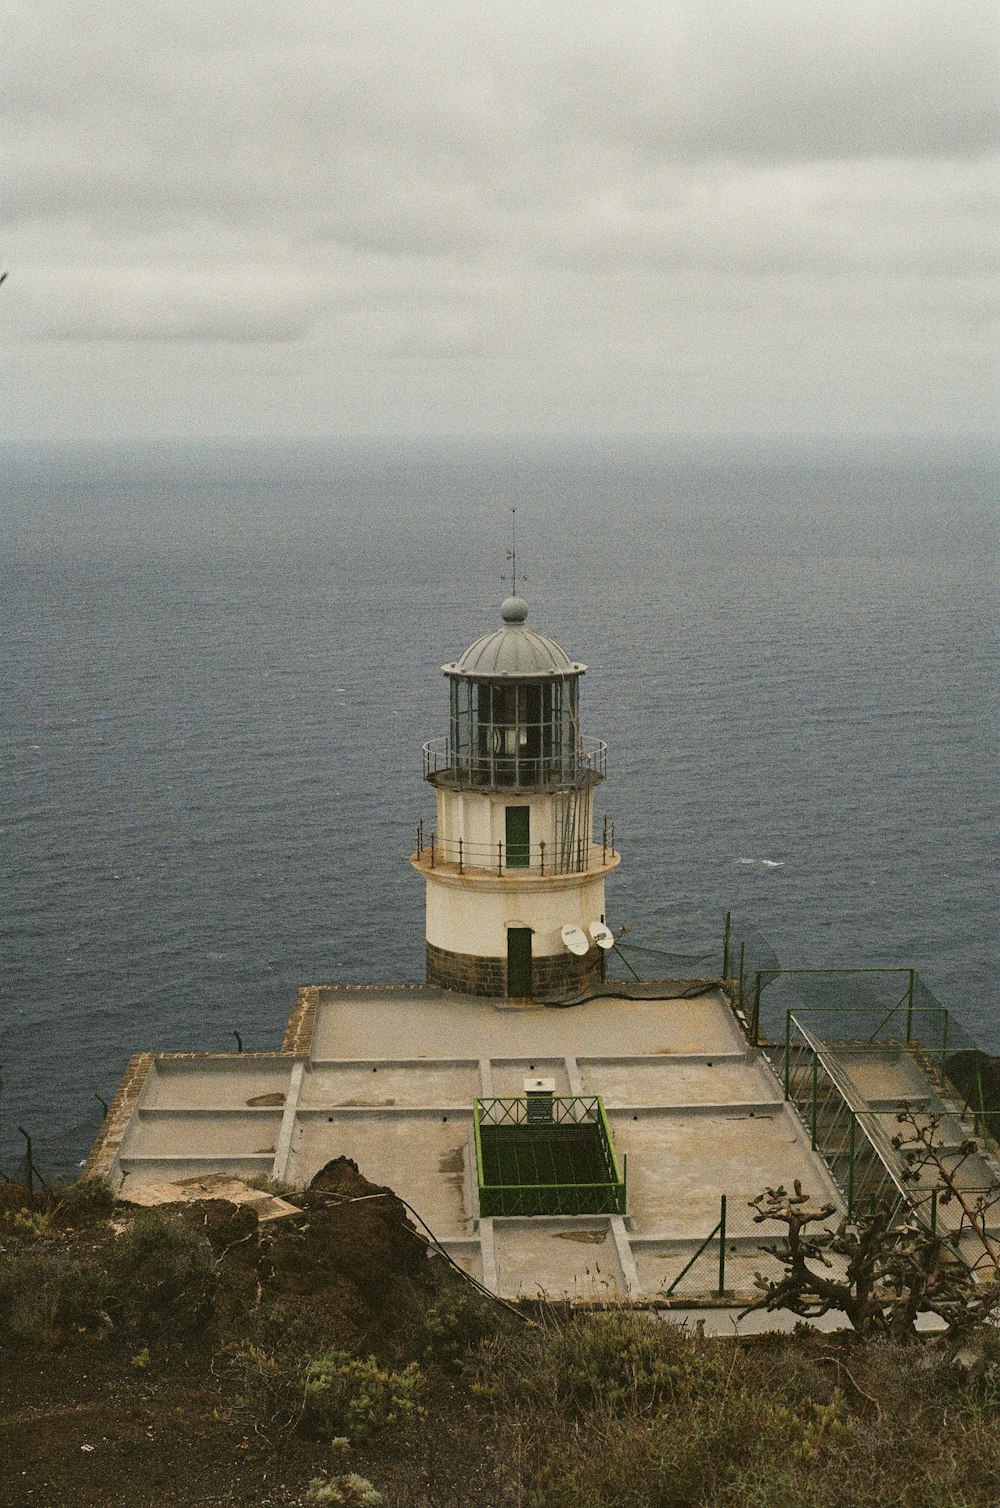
xmin=783 ymin=1012 xmax=792 ymax=1099
xmin=18 ymin=1127 xmax=33 ymax=1195
xmin=906 ymin=969 xmax=915 ymax=1043
xmin=717 ymin=1193 xmax=728 ymax=1294
xmin=847 ymin=1114 xmax=857 ymax=1219
xmin=811 ymin=1051 xmax=819 ymax=1150
xmin=722 ymin=911 xmax=731 ymax=979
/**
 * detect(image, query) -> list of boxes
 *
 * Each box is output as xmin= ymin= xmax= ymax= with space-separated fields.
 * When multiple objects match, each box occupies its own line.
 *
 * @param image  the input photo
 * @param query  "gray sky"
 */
xmin=3 ymin=0 xmax=997 ymax=441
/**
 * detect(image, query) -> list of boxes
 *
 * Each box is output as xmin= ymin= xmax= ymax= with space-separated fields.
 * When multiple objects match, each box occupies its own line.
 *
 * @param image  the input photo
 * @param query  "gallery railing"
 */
xmin=413 ymin=821 xmax=617 ymax=877
xmin=422 ymin=734 xmax=607 ymax=790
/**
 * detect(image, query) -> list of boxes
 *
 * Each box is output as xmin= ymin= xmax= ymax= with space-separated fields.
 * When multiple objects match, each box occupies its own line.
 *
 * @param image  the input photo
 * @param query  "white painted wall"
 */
xmin=436 ymin=785 xmax=597 ymax=864
xmin=424 ymin=866 xmax=613 ymax=958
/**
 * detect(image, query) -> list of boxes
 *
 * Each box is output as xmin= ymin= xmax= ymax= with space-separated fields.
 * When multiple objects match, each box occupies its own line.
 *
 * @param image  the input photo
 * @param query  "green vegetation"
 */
xmin=2 ymin=1172 xmax=1000 ymax=1506
xmin=304 ymin=1477 xmax=383 ymax=1507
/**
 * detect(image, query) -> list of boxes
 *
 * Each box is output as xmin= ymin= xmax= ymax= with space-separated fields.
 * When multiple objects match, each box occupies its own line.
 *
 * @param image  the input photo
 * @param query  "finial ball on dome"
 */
xmin=501 ymin=595 xmax=529 ymax=624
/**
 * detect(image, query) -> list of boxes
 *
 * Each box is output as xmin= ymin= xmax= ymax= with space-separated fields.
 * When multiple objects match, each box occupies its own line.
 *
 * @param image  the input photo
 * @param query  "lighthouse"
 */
xmin=412 ymin=594 xmax=619 ymax=1000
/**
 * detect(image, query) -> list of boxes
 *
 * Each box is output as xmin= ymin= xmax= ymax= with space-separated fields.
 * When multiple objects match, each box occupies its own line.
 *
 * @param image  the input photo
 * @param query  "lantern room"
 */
xmin=425 ymin=595 xmax=606 ymax=792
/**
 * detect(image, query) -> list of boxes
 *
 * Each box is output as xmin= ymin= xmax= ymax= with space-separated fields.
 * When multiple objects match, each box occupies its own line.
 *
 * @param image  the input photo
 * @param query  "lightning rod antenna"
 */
xmin=506 ymin=507 xmax=517 ymax=594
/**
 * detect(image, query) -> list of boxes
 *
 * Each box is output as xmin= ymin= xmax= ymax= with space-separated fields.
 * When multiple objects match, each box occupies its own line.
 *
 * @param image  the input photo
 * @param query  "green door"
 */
xmin=507 ymin=928 xmax=533 ymax=998
xmin=505 ymin=805 xmax=530 ymax=868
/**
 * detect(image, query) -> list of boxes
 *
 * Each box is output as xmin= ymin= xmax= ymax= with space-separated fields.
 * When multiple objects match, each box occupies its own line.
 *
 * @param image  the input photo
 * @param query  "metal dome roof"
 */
xmin=444 ymin=598 xmax=585 ymax=679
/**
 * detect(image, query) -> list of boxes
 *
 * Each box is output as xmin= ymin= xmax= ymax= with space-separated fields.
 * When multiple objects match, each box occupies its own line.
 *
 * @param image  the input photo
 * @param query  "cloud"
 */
xmin=22 ymin=269 xmax=319 ymax=343
xmin=1 ymin=0 xmax=995 ymax=437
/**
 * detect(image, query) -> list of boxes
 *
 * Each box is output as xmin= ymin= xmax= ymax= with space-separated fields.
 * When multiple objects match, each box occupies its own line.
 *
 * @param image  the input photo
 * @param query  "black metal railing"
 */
xmin=422 ymin=734 xmax=607 ymax=790
xmin=413 ymin=819 xmax=617 ymax=877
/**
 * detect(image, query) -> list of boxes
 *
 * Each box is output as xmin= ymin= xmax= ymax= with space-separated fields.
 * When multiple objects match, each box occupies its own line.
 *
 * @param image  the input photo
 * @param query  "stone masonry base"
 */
xmin=426 ymin=941 xmax=603 ymax=999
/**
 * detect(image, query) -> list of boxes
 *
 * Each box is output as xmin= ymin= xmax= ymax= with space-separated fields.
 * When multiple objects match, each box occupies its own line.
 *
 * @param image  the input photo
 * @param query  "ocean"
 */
xmin=1 ymin=435 xmax=997 ymax=1178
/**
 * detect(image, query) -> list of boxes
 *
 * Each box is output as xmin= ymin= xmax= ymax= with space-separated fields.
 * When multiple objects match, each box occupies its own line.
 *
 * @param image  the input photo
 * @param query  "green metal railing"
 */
xmin=474 ymin=1096 xmax=626 ymax=1217
xmin=748 ymin=966 xmax=918 ymax=1049
xmin=775 ymin=1016 xmax=910 ymax=1221
xmin=661 ymin=1194 xmax=729 ymax=1297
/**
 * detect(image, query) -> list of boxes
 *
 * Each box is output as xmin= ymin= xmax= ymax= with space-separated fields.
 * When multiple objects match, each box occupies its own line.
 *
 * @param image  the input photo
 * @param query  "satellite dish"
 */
xmin=589 ymin=921 xmax=614 ymax=950
xmin=561 ymin=924 xmax=590 ymax=957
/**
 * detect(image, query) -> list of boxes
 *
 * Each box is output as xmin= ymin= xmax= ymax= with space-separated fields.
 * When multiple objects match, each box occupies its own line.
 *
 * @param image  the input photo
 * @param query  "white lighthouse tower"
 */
xmin=412 ymin=594 xmax=619 ymax=1000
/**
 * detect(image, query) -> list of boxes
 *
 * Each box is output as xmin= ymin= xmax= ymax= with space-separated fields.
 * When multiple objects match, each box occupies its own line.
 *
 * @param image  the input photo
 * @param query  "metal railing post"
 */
xmin=738 ymin=942 xmax=746 ymax=1011
xmin=906 ymin=969 xmax=915 ymax=1043
xmin=717 ymin=1194 xmax=727 ymax=1295
xmin=722 ymin=911 xmax=731 ymax=979
xmin=752 ymin=972 xmax=762 ymax=1048
xmin=539 ymin=840 xmax=545 ymax=876
xmin=847 ymin=1114 xmax=857 ymax=1218
xmin=458 ymin=838 xmax=463 ymax=875
xmin=18 ymin=1127 xmax=33 ymax=1194
xmin=498 ymin=841 xmax=503 ymax=876
xmin=602 ymin=816 xmax=607 ymax=865
xmin=811 ymin=1051 xmax=819 ymax=1149
xmin=430 ymin=834 xmax=436 ymax=867
xmin=783 ymin=1011 xmax=792 ymax=1099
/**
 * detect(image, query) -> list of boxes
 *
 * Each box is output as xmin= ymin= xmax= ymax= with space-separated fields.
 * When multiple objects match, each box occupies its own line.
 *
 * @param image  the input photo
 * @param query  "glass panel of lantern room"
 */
xmin=516 ymin=683 xmax=542 ymax=784
xmin=473 ymin=682 xmax=495 ymax=786
xmin=541 ymin=681 xmax=558 ymax=781
xmin=492 ymin=683 xmax=518 ymax=786
xmin=451 ymin=680 xmax=472 ymax=778
xmin=469 ymin=683 xmax=486 ymax=784
xmin=561 ymin=680 xmax=579 ymax=779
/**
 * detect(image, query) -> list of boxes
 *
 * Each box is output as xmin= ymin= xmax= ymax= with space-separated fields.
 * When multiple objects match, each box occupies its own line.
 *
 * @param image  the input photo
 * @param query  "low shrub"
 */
xmin=227 ymin=1342 xmax=308 ymax=1443
xmin=111 ymin=1210 xmax=217 ymax=1337
xmin=0 ymin=1250 xmax=105 ymax=1345
xmin=49 ymin=1176 xmax=116 ymax=1224
xmin=473 ymin=1310 xmax=728 ymax=1419
xmin=303 ymin=1351 xmax=424 ymax=1441
xmin=422 ymin=1286 xmax=500 ymax=1371
xmin=304 ymin=1476 xmax=383 ymax=1506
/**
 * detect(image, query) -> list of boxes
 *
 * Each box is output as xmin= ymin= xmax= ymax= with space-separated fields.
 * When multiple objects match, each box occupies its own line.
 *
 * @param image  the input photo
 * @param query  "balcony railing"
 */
xmin=422 ymin=734 xmax=607 ymax=790
xmin=413 ymin=822 xmax=617 ymax=877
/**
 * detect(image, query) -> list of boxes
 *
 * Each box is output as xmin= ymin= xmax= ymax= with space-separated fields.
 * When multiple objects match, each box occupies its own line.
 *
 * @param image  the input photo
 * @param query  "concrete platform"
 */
xmin=93 ymin=981 xmax=995 ymax=1303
